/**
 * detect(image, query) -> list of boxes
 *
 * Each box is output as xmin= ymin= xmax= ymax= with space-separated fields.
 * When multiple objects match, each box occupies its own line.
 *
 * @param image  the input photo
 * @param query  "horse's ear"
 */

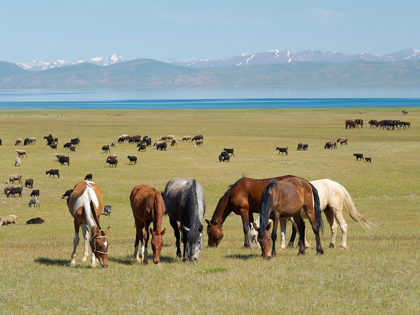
xmin=266 ymin=222 xmax=272 ymax=231
xmin=205 ymin=219 xmax=211 ymax=225
xmin=198 ymin=224 xmax=203 ymax=233
xmin=104 ymin=226 xmax=110 ymax=235
xmin=252 ymin=222 xmax=259 ymax=232
xmin=161 ymin=228 xmax=166 ymax=236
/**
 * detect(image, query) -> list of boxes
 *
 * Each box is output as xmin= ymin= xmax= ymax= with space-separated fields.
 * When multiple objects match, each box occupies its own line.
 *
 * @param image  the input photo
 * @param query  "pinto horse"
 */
xmin=281 ymin=179 xmax=376 ymax=249
xmin=130 ymin=185 xmax=166 ymax=264
xmin=256 ymin=177 xmax=324 ymax=258
xmin=68 ymin=181 xmax=110 ymax=268
xmin=163 ymin=178 xmax=206 ymax=262
xmin=206 ymin=175 xmax=295 ymax=248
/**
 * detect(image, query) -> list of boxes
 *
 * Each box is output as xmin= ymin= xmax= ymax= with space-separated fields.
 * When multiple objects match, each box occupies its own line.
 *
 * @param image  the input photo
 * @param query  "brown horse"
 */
xmin=206 ymin=175 xmax=295 ymax=248
xmin=130 ymin=185 xmax=166 ymax=264
xmin=68 ymin=181 xmax=110 ymax=268
xmin=255 ymin=178 xmax=324 ymax=258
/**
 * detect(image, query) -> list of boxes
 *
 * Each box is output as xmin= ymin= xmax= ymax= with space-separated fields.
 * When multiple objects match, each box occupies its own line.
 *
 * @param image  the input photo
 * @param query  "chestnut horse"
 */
xmin=68 ymin=181 xmax=110 ymax=268
xmin=130 ymin=185 xmax=166 ymax=264
xmin=256 ymin=178 xmax=324 ymax=258
xmin=206 ymin=175 xmax=295 ymax=248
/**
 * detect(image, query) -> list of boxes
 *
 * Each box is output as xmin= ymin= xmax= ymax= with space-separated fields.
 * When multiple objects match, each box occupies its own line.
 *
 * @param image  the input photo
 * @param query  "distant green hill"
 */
xmin=1 ymin=58 xmax=420 ymax=88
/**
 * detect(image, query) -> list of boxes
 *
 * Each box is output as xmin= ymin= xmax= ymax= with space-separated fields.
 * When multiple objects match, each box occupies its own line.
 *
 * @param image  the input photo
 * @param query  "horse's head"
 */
xmin=255 ymin=221 xmax=272 ymax=259
xmin=90 ymin=226 xmax=110 ymax=268
xmin=182 ymin=224 xmax=203 ymax=263
xmin=206 ymin=219 xmax=223 ymax=247
xmin=149 ymin=227 xmax=166 ymax=264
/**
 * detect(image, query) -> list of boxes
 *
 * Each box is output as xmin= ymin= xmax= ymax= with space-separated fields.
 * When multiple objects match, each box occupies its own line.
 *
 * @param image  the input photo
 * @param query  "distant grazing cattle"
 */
xmin=24 ymin=138 xmax=31 ymax=146
xmin=54 ymin=153 xmax=66 ymax=161
xmin=15 ymin=149 xmax=27 ymax=158
xmin=154 ymin=142 xmax=167 ymax=151
xmin=221 ymin=154 xmax=230 ymax=162
xmin=46 ymin=169 xmax=60 ymax=178
xmin=26 ymin=217 xmax=45 ymax=224
xmin=70 ymin=137 xmax=80 ymax=146
xmin=137 ymin=144 xmax=146 ymax=152
xmin=30 ymin=189 xmax=40 ymax=197
xmin=103 ymin=205 xmax=112 ymax=216
xmin=345 ymin=119 xmax=357 ymax=129
xmin=194 ymin=139 xmax=204 ymax=147
xmin=0 ymin=139 xmax=2 ymax=145
xmin=8 ymin=174 xmax=22 ymax=184
xmin=25 ymin=179 xmax=34 ymax=188
xmin=142 ymin=137 xmax=152 ymax=147
xmin=224 ymin=148 xmax=234 ymax=156
xmin=353 ymin=153 xmax=364 ymax=161
xmin=84 ymin=173 xmax=93 ymax=181
xmin=118 ymin=136 xmax=126 ymax=143
xmin=28 ymin=196 xmax=40 ymax=207
xmin=368 ymin=120 xmax=378 ymax=128
xmin=15 ymin=138 xmax=22 ymax=146
xmin=69 ymin=145 xmax=76 ymax=152
xmin=7 ymin=187 xmax=23 ymax=198
xmin=61 ymin=189 xmax=73 ymax=200
xmin=191 ymin=135 xmax=203 ymax=142
xmin=180 ymin=136 xmax=191 ymax=142
xmin=102 ymin=145 xmax=110 ymax=153
xmin=106 ymin=156 xmax=118 ymax=167
xmin=337 ymin=137 xmax=348 ymax=145
xmin=58 ymin=156 xmax=70 ymax=166
xmin=0 ymin=215 xmax=18 ymax=226
xmin=365 ymin=157 xmax=372 ymax=163
xmin=302 ymin=144 xmax=308 ymax=150
xmin=63 ymin=142 xmax=72 ymax=149
xmin=297 ymin=143 xmax=309 ymax=151
xmin=324 ymin=141 xmax=337 ymax=149
xmin=111 ymin=142 xmax=116 ymax=147
xmin=127 ymin=155 xmax=137 ymax=165
xmin=355 ymin=119 xmax=364 ymax=128
xmin=50 ymin=143 xmax=57 ymax=149
xmin=4 ymin=185 xmax=14 ymax=195
xmin=15 ymin=157 xmax=21 ymax=167
xmin=276 ymin=147 xmax=288 ymax=155
xmin=171 ymin=139 xmax=177 ymax=146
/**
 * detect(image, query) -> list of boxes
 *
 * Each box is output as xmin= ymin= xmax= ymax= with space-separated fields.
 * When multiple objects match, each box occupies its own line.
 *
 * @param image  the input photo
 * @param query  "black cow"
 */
xmin=24 ymin=138 xmax=30 ymax=146
xmin=103 ymin=205 xmax=112 ymax=216
xmin=62 ymin=189 xmax=73 ymax=200
xmin=365 ymin=157 xmax=372 ymax=163
xmin=26 ymin=217 xmax=45 ymax=224
xmin=224 ymin=148 xmax=235 ymax=156
xmin=71 ymin=138 xmax=80 ymax=146
xmin=63 ymin=142 xmax=72 ymax=149
xmin=137 ymin=144 xmax=146 ymax=152
xmin=25 ymin=179 xmax=34 ymax=188
xmin=127 ymin=156 xmax=137 ymax=165
xmin=46 ymin=169 xmax=60 ymax=178
xmin=324 ymin=141 xmax=336 ymax=149
xmin=353 ymin=153 xmax=365 ymax=161
xmin=156 ymin=142 xmax=167 ymax=151
xmin=50 ymin=143 xmax=57 ymax=149
xmin=276 ymin=147 xmax=288 ymax=155
xmin=58 ymin=156 xmax=70 ymax=166
xmin=117 ymin=136 xmax=125 ymax=143
xmin=191 ymin=135 xmax=204 ymax=142
xmin=143 ymin=138 xmax=152 ymax=147
xmin=7 ymin=186 xmax=23 ymax=197
xmin=302 ymin=144 xmax=309 ymax=151
xmin=102 ymin=145 xmax=110 ymax=153
xmin=30 ymin=189 xmax=40 ymax=197
xmin=222 ymin=155 xmax=230 ymax=162
xmin=106 ymin=157 xmax=118 ymax=167
xmin=84 ymin=173 xmax=93 ymax=181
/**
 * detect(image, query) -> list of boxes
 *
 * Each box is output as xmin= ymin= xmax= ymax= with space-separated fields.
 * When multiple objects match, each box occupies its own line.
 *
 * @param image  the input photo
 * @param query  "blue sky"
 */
xmin=1 ymin=0 xmax=419 ymax=63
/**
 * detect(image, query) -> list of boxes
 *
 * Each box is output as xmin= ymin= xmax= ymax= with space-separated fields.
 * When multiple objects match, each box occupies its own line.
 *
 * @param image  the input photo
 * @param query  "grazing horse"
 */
xmin=256 ymin=177 xmax=324 ymax=258
xmin=68 ymin=181 xmax=110 ymax=268
xmin=163 ymin=178 xmax=206 ymax=262
xmin=206 ymin=175 xmax=295 ymax=248
xmin=280 ymin=179 xmax=376 ymax=250
xmin=130 ymin=185 xmax=166 ymax=264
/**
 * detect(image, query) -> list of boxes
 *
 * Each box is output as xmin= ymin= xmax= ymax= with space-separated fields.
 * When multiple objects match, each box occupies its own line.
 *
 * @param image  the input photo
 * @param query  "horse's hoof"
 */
xmin=329 ymin=243 xmax=335 ymax=248
xmin=287 ymin=243 xmax=294 ymax=249
xmin=317 ymin=250 xmax=324 ymax=255
xmin=297 ymin=251 xmax=306 ymax=256
xmin=243 ymin=244 xmax=251 ymax=249
xmin=340 ymin=245 xmax=348 ymax=250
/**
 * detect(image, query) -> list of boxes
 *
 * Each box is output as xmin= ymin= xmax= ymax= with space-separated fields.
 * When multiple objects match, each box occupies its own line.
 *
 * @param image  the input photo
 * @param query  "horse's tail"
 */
xmin=258 ymin=181 xmax=276 ymax=238
xmin=309 ymin=182 xmax=323 ymax=233
xmin=340 ymin=184 xmax=377 ymax=231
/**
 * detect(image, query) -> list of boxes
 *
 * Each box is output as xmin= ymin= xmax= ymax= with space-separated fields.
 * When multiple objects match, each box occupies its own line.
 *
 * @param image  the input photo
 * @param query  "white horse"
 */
xmin=278 ymin=179 xmax=376 ymax=250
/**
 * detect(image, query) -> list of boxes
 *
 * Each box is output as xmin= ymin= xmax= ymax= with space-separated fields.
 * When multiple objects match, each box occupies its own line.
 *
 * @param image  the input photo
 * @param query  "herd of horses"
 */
xmin=67 ymin=173 xmax=375 ymax=268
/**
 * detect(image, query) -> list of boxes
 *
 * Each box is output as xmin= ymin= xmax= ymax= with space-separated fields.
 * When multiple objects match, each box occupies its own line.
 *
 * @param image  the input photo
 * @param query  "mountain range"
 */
xmin=1 ymin=49 xmax=420 ymax=88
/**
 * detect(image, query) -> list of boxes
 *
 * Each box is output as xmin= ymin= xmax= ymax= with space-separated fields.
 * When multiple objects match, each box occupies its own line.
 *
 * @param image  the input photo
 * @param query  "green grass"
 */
xmin=0 ymin=107 xmax=419 ymax=314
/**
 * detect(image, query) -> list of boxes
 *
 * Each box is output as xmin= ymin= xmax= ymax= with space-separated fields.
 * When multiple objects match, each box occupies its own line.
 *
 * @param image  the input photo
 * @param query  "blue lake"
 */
xmin=0 ymin=87 xmax=419 ymax=109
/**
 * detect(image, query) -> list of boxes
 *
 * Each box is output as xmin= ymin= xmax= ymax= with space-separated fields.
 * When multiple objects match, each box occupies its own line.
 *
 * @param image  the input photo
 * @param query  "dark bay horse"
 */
xmin=68 ymin=181 xmax=110 ymax=268
xmin=206 ymin=175 xmax=295 ymax=248
xmin=256 ymin=177 xmax=324 ymax=258
xmin=163 ymin=178 xmax=206 ymax=262
xmin=130 ymin=185 xmax=166 ymax=264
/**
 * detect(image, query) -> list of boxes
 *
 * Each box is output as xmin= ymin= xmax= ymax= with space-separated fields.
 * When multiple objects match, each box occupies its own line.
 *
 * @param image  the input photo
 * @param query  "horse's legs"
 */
xmin=80 ymin=224 xmax=91 ymax=264
xmin=142 ymin=222 xmax=150 ymax=264
xmin=293 ymin=215 xmax=306 ymax=255
xmin=240 ymin=210 xmax=251 ymax=248
xmin=270 ymin=213 xmax=280 ymax=257
xmin=70 ymin=222 xmax=80 ymax=267
xmin=324 ymin=208 xmax=338 ymax=248
xmin=287 ymin=217 xmax=310 ymax=248
xmin=280 ymin=219 xmax=287 ymax=249
xmin=169 ymin=217 xmax=181 ymax=258
xmin=331 ymin=209 xmax=348 ymax=249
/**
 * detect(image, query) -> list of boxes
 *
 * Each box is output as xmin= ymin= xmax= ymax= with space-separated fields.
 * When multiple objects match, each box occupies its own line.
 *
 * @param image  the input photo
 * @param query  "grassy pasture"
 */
xmin=0 ymin=107 xmax=419 ymax=314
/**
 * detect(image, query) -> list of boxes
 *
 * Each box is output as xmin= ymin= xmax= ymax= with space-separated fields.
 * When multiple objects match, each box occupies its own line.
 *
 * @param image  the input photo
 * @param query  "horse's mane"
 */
xmin=183 ymin=179 xmax=201 ymax=240
xmin=258 ymin=180 xmax=277 ymax=238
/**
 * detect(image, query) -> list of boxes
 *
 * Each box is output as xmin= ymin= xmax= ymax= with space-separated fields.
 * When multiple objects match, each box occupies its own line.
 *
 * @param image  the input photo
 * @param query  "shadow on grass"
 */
xmin=225 ymin=253 xmax=260 ymax=260
xmin=109 ymin=254 xmax=177 ymax=265
xmin=35 ymin=257 xmax=69 ymax=267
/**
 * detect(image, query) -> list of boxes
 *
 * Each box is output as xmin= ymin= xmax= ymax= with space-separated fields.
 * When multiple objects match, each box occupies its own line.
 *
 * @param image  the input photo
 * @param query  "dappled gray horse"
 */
xmin=163 ymin=178 xmax=206 ymax=262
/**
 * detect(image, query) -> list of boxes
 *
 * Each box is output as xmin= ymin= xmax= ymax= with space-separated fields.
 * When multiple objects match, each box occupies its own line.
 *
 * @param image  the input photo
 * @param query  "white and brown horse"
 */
xmin=130 ymin=185 xmax=166 ymax=264
xmin=68 ymin=181 xmax=110 ymax=268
